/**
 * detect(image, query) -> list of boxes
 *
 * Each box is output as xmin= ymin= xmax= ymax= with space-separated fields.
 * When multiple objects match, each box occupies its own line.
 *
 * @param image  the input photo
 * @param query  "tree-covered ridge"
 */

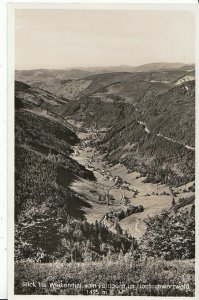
xmin=16 ymin=111 xmax=94 ymax=177
xmin=59 ymin=97 xmax=194 ymax=186
xmin=16 ymin=110 xmax=79 ymax=155
xmin=142 ymin=80 xmax=195 ymax=147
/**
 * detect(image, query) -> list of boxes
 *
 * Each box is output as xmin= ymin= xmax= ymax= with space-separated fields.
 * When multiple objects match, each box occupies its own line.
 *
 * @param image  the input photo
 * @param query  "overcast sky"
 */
xmin=15 ymin=9 xmax=195 ymax=70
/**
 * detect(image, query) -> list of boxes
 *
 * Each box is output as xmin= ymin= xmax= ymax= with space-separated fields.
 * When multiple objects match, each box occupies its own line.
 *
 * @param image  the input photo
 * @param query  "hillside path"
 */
xmin=138 ymin=120 xmax=195 ymax=151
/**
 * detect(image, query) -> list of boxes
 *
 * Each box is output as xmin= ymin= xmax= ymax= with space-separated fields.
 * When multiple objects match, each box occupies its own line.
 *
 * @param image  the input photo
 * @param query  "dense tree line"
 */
xmin=15 ymin=210 xmax=138 ymax=262
xmin=140 ymin=210 xmax=195 ymax=260
xmin=105 ymin=205 xmax=144 ymax=222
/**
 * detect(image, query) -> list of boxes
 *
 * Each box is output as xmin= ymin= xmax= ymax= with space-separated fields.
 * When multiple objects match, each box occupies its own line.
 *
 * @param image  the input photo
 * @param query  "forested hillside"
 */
xmin=15 ymin=67 xmax=195 ymax=296
xmin=58 ymin=95 xmax=195 ymax=186
xmin=142 ymin=80 xmax=195 ymax=147
xmin=15 ymin=83 xmax=137 ymax=263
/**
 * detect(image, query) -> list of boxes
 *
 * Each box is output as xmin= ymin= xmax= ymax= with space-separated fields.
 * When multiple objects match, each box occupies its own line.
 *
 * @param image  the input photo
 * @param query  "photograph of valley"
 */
xmin=14 ymin=7 xmax=195 ymax=297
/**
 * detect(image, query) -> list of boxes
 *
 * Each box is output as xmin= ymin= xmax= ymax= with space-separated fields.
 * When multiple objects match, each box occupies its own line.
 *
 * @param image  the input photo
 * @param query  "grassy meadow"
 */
xmin=15 ymin=259 xmax=194 ymax=296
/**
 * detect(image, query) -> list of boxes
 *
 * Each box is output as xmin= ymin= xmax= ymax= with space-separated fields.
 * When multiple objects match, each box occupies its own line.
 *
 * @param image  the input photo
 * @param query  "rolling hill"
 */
xmin=15 ymin=68 xmax=92 ymax=82
xmin=15 ymin=63 xmax=194 ymax=101
xmin=15 ymin=69 xmax=93 ymax=100
xmin=70 ymin=62 xmax=193 ymax=74
xmin=15 ymin=80 xmax=69 ymax=109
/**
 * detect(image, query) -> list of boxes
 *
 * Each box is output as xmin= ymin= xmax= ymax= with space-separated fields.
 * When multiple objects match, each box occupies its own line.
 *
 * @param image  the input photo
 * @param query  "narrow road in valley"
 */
xmin=135 ymin=219 xmax=141 ymax=234
xmin=93 ymin=169 xmax=113 ymax=186
xmin=156 ymin=133 xmax=195 ymax=151
xmin=73 ymin=148 xmax=77 ymax=157
xmin=138 ymin=120 xmax=150 ymax=133
xmin=138 ymin=120 xmax=195 ymax=151
xmin=120 ymin=187 xmax=125 ymax=202
xmin=185 ymin=145 xmax=195 ymax=150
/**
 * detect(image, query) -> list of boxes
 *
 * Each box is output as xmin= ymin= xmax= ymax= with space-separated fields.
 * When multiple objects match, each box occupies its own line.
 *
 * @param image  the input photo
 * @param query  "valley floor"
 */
xmin=66 ymin=119 xmax=194 ymax=238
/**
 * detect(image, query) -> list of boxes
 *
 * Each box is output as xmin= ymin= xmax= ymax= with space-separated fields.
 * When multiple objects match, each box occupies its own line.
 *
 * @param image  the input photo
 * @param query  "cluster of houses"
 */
xmin=77 ymin=135 xmax=140 ymax=199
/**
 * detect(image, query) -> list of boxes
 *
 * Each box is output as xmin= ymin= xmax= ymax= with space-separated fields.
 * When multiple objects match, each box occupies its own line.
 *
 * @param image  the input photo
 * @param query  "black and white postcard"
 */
xmin=7 ymin=2 xmax=197 ymax=299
